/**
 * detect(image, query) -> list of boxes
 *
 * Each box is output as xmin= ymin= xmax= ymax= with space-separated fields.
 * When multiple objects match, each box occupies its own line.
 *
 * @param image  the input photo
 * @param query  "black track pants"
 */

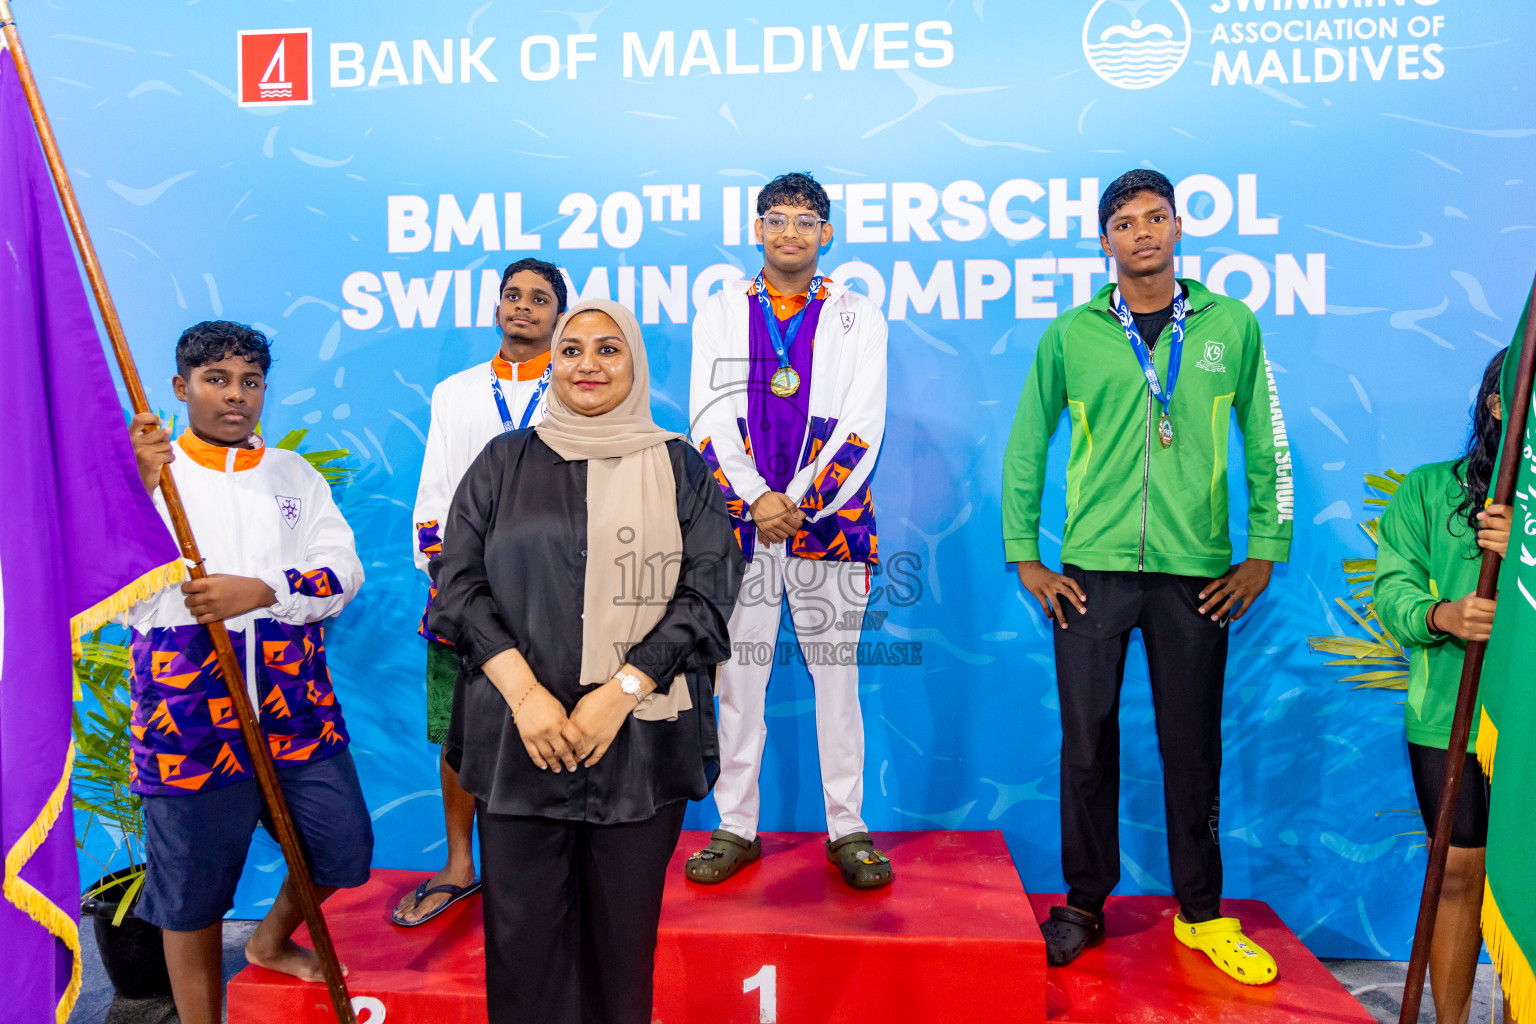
xmin=1053 ymin=565 xmax=1228 ymax=923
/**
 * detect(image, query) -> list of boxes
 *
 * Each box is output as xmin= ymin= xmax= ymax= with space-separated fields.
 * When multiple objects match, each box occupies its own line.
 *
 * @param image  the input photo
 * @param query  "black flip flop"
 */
xmin=1040 ymin=905 xmax=1105 ymax=966
xmin=390 ymin=879 xmax=481 ymax=928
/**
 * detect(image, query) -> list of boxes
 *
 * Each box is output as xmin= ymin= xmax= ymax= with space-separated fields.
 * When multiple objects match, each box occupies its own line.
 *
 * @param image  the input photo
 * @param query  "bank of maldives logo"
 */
xmin=237 ymin=29 xmax=312 ymax=107
xmin=1083 ymin=0 xmax=1191 ymax=90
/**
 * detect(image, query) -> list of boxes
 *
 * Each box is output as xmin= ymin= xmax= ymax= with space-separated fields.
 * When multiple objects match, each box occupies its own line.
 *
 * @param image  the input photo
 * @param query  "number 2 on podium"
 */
xmin=743 ymin=965 xmax=777 ymax=1023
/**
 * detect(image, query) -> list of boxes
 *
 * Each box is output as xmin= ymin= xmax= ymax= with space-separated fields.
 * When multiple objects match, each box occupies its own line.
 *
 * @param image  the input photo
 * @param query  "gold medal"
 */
xmin=1159 ymin=413 xmax=1174 ymax=448
xmin=770 ymin=366 xmax=800 ymax=398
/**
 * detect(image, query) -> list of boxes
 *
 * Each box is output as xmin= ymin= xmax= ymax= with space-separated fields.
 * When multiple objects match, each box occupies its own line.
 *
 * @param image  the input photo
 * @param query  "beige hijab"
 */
xmin=535 ymin=299 xmax=690 ymax=722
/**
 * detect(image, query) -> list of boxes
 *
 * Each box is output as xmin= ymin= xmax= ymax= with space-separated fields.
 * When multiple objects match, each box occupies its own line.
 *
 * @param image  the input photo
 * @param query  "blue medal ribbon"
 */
xmin=490 ymin=361 xmax=552 ymax=433
xmin=752 ymin=270 xmax=822 ymax=393
xmin=1113 ymin=285 xmax=1187 ymax=447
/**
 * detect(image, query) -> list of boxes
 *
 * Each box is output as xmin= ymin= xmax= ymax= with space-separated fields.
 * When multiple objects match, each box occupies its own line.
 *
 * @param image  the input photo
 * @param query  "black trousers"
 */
xmin=1054 ymin=566 xmax=1228 ymax=922
xmin=476 ymin=801 xmax=687 ymax=1024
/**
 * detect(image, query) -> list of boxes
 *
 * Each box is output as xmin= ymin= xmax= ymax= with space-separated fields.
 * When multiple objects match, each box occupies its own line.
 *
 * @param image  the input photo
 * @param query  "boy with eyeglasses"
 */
xmin=685 ymin=171 xmax=891 ymax=889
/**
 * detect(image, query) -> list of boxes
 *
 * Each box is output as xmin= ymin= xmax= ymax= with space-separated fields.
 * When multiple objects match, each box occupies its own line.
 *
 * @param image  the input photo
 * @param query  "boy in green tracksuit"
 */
xmin=1002 ymin=169 xmax=1292 ymax=984
xmin=1374 ymin=348 xmax=1511 ymax=1024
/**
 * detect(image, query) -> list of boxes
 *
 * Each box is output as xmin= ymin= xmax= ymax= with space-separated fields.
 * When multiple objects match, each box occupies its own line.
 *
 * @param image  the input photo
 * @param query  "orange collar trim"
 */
xmin=177 ymin=430 xmax=265 ymax=472
xmin=493 ymin=349 xmax=553 ymax=382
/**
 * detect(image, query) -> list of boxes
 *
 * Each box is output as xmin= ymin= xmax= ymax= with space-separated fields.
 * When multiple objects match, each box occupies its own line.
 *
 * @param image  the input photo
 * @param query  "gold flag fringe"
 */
xmin=13 ymin=558 xmax=189 ymax=1019
xmin=68 ymin=558 xmax=187 ymax=697
xmin=1477 ymin=705 xmax=1499 ymax=780
xmin=1484 ymin=881 xmax=1535 ymax=1024
xmin=70 ymin=557 xmax=187 ymax=654
xmin=2 ymin=742 xmax=81 ymax=1024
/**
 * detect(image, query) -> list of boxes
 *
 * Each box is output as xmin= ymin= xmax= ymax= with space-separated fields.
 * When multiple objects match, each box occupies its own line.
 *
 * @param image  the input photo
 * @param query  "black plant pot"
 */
xmin=82 ymin=867 xmax=173 ymax=1001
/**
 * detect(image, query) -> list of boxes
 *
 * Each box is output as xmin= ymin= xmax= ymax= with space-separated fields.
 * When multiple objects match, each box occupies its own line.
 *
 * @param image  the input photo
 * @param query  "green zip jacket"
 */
xmin=1002 ymin=279 xmax=1293 ymax=576
xmin=1373 ymin=460 xmax=1481 ymax=751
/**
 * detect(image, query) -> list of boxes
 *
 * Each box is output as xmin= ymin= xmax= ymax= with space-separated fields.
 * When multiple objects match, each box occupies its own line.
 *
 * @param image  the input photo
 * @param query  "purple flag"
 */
xmin=0 ymin=49 xmax=184 ymax=1023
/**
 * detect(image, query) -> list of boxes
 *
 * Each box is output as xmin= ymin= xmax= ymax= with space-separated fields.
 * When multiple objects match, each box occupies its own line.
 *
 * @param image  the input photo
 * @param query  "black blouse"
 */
xmin=430 ymin=430 xmax=745 ymax=824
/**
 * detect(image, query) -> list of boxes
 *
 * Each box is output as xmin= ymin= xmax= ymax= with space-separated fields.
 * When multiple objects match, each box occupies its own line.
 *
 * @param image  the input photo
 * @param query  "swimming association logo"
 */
xmin=237 ymin=29 xmax=313 ymax=107
xmin=1082 ymin=0 xmax=1192 ymax=91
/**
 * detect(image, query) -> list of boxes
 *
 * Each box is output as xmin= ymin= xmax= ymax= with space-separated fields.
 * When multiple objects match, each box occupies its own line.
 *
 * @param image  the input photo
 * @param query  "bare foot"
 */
xmin=244 ymin=935 xmax=348 ymax=983
xmin=393 ymin=862 xmax=476 ymax=925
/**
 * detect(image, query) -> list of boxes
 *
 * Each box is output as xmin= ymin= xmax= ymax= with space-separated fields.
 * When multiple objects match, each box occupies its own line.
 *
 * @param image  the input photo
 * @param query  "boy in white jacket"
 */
xmin=686 ymin=172 xmax=891 ymax=889
xmin=126 ymin=321 xmax=369 ymax=1024
xmin=395 ymin=258 xmax=567 ymax=926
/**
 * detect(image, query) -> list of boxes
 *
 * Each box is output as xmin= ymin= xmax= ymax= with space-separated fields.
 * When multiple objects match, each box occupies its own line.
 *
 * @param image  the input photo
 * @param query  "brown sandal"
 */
xmin=826 ymin=832 xmax=893 ymax=890
xmin=685 ymin=829 xmax=762 ymax=884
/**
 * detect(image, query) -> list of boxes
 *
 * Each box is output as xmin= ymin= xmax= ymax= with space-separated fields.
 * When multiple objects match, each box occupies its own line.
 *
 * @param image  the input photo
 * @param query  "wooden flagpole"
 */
xmin=1398 ymin=275 xmax=1536 ymax=1024
xmin=0 ymin=5 xmax=357 ymax=1022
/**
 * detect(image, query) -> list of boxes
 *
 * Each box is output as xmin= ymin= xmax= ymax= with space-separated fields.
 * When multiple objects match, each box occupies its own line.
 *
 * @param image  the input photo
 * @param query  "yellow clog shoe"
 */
xmin=1174 ymin=914 xmax=1279 ymax=985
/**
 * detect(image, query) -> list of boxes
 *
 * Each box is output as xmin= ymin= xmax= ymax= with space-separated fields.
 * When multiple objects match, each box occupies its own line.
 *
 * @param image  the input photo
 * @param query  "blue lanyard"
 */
xmin=752 ymin=271 xmax=822 ymax=371
xmin=490 ymin=361 xmax=552 ymax=433
xmin=1114 ymin=286 xmax=1187 ymax=420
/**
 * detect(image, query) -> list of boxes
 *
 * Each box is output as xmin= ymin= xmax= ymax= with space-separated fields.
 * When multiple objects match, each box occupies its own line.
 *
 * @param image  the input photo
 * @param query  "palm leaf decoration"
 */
xmin=1305 ymin=469 xmax=1410 ymax=690
xmin=274 ymin=428 xmax=355 ymax=485
xmin=72 ymin=633 xmax=146 ymax=925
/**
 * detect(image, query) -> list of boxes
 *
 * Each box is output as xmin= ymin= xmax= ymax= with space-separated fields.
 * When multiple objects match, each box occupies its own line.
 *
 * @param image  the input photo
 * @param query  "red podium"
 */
xmin=1033 ymin=893 xmax=1376 ymax=1024
xmin=654 ymin=830 xmax=1044 ymax=1024
xmin=226 ymin=830 xmax=1374 ymax=1024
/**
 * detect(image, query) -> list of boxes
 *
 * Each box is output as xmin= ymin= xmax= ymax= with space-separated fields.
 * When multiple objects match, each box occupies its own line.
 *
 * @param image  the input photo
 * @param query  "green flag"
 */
xmin=1481 ymin=296 xmax=1534 ymax=1020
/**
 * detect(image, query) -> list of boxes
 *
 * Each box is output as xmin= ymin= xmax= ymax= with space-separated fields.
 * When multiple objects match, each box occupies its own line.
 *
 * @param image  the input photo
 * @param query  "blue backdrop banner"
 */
xmin=28 ymin=0 xmax=1535 ymax=959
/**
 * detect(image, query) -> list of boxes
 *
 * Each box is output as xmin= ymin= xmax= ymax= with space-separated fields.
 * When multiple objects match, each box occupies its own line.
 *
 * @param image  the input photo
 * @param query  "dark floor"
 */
xmin=67 ymin=918 xmax=1506 ymax=1023
xmin=70 ymin=918 xmax=256 ymax=1024
xmin=1325 ymin=958 xmax=1506 ymax=1023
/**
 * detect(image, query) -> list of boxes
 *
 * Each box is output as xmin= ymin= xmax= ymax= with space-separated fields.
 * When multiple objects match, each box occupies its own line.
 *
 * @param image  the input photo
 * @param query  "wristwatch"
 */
xmin=616 ymin=671 xmax=645 ymax=704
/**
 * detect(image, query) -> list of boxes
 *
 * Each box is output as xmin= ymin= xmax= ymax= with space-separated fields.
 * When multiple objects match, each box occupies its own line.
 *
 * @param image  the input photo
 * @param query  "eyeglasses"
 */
xmin=760 ymin=212 xmax=825 ymax=235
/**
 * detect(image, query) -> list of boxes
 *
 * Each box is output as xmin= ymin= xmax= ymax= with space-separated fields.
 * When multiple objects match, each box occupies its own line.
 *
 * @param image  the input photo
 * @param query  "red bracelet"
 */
xmin=510 ymin=683 xmax=539 ymax=720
